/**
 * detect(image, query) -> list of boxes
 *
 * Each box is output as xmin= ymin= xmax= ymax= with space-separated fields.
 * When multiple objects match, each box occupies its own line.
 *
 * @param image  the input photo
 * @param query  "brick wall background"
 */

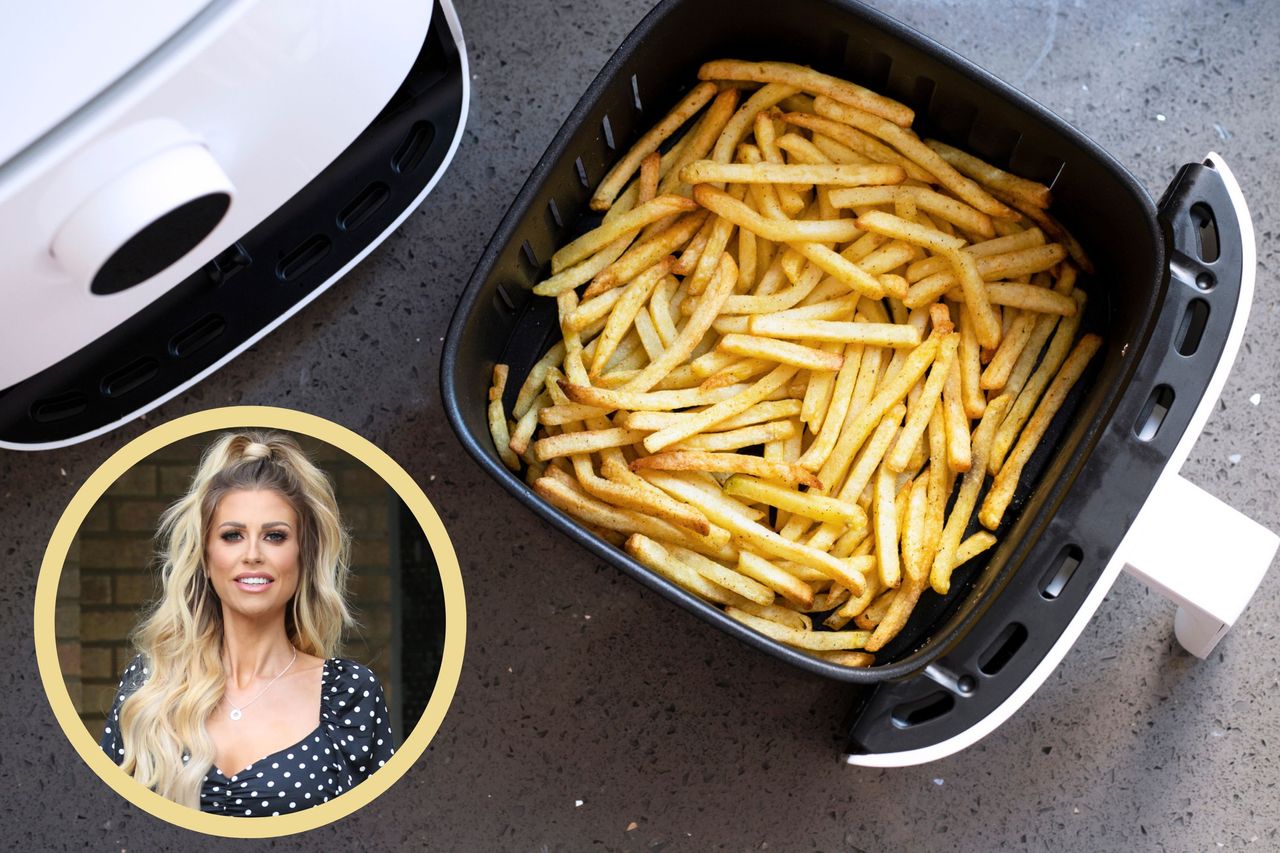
xmin=55 ymin=431 xmax=402 ymax=740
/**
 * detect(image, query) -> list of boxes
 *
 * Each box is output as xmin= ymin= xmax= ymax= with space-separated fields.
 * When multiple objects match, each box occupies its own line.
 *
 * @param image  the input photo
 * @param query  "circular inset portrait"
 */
xmin=34 ymin=407 xmax=464 ymax=837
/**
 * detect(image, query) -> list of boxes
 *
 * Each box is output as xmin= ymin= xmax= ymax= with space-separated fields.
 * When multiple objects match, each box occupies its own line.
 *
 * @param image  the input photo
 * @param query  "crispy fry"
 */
xmin=693 ymin=184 xmax=861 ymax=243
xmin=699 ymin=59 xmax=913 ymax=127
xmin=725 ymin=606 xmax=871 ymax=650
xmin=671 ymin=419 xmax=796 ymax=452
xmin=923 ymin=139 xmax=1053 ymax=209
xmin=590 ymin=81 xmax=717 ymax=211
xmin=930 ymin=393 xmax=1011 ymax=595
xmin=746 ymin=317 xmax=920 ymax=348
xmin=722 ymin=474 xmax=867 ymax=527
xmin=886 ymin=332 xmax=959 ymax=471
xmin=488 ymin=364 xmax=521 ymax=471
xmin=632 ymin=450 xmax=822 ymax=489
xmin=716 ymin=333 xmax=844 ymax=371
xmin=980 ymin=334 xmax=1101 ymax=529
xmin=625 ymin=534 xmax=747 ymax=607
xmin=681 ymin=160 xmax=906 ymax=187
xmin=735 ymin=551 xmax=816 ymax=608
xmin=552 ymin=194 xmax=697 ymax=274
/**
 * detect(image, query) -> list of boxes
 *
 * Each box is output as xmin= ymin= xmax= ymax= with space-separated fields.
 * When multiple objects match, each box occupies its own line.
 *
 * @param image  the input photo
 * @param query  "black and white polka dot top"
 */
xmin=100 ymin=656 xmax=396 ymax=816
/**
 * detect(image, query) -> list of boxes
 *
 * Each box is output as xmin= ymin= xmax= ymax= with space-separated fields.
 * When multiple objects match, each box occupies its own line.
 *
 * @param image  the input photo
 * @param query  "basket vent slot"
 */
xmin=547 ymin=198 xmax=564 ymax=231
xmin=890 ymin=691 xmax=955 ymax=728
xmin=391 ymin=120 xmax=436 ymax=174
xmin=1191 ymin=202 xmax=1219 ymax=263
xmin=574 ymin=156 xmax=590 ymax=189
xmin=824 ymin=29 xmax=850 ymax=68
xmin=1176 ymin=299 xmax=1210 ymax=356
xmin=168 ymin=314 xmax=226 ymax=358
xmin=520 ymin=240 xmax=540 ymax=271
xmin=338 ymin=182 xmax=390 ymax=232
xmin=100 ymin=357 xmax=158 ymax=398
xmin=630 ymin=74 xmax=643 ymax=112
xmin=1134 ymin=384 xmax=1175 ymax=442
xmin=30 ymin=391 xmax=87 ymax=423
xmin=276 ymin=236 xmax=331 ymax=282
xmin=1040 ymin=543 xmax=1083 ymax=600
xmin=493 ymin=284 xmax=516 ymax=314
xmin=979 ymin=622 xmax=1027 ymax=676
xmin=602 ymin=114 xmax=616 ymax=151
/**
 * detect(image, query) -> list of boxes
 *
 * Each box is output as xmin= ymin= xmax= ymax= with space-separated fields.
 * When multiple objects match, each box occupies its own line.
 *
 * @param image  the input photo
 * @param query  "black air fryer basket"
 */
xmin=443 ymin=0 xmax=1259 ymax=758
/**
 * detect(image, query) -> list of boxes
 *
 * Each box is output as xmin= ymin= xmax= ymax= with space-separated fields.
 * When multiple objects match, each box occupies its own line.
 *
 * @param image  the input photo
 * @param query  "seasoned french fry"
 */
xmin=671 ymin=419 xmax=796 ymax=452
xmin=681 ymin=160 xmax=906 ymax=187
xmin=716 ymin=333 xmax=844 ymax=371
xmin=722 ymin=474 xmax=867 ymax=527
xmin=980 ymin=334 xmax=1102 ymax=529
xmin=746 ymin=317 xmax=920 ymax=348
xmin=726 ymin=606 xmax=871 ymax=650
xmin=632 ymin=450 xmax=822 ymax=489
xmin=699 ymin=59 xmax=914 ymax=127
xmin=590 ymin=81 xmax=717 ymax=211
xmin=923 ymin=139 xmax=1053 ymax=209
xmin=488 ymin=364 xmax=521 ymax=471
xmin=930 ymin=393 xmax=1011 ymax=595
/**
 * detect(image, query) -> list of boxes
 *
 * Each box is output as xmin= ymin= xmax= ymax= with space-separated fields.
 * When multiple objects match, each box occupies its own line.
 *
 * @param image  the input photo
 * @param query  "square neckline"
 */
xmin=209 ymin=658 xmax=330 ymax=780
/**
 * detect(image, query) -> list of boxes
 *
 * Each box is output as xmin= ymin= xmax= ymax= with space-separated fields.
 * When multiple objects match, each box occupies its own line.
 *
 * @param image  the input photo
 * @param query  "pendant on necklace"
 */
xmin=229 ymin=708 xmax=243 ymax=721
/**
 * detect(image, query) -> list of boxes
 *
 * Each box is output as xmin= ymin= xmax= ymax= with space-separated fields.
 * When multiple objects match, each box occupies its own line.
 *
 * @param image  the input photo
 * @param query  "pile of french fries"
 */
xmin=488 ymin=60 xmax=1101 ymax=667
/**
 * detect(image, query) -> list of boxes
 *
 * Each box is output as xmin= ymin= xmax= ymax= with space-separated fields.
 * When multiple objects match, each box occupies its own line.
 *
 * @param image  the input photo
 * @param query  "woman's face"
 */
xmin=205 ymin=489 xmax=302 ymax=622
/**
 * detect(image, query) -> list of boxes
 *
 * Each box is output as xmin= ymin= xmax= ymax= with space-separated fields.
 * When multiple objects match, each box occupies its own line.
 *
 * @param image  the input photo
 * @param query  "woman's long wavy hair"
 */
xmin=116 ymin=431 xmax=352 ymax=808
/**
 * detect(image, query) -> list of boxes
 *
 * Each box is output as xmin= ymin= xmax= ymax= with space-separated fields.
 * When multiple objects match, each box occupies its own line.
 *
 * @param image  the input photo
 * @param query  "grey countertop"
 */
xmin=4 ymin=0 xmax=1280 ymax=849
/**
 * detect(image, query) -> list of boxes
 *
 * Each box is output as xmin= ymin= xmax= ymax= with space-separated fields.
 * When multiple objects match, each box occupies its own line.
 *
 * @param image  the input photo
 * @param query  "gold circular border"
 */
xmin=33 ymin=406 xmax=466 ymax=838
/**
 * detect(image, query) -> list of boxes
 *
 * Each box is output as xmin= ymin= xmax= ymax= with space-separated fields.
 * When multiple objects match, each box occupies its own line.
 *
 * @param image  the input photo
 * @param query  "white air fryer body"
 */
xmin=0 ymin=0 xmax=452 ymax=392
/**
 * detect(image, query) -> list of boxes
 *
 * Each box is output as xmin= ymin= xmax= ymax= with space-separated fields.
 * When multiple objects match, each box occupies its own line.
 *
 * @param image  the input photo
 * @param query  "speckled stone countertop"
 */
xmin=3 ymin=0 xmax=1279 ymax=849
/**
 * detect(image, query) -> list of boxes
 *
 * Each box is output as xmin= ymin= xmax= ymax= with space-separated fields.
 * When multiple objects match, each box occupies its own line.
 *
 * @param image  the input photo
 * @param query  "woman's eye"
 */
xmin=265 ymin=531 xmax=288 ymax=543
xmin=220 ymin=531 xmax=243 ymax=542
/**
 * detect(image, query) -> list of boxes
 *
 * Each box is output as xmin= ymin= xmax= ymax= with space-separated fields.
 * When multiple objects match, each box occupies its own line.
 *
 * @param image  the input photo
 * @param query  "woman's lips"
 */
xmin=233 ymin=573 xmax=274 ymax=593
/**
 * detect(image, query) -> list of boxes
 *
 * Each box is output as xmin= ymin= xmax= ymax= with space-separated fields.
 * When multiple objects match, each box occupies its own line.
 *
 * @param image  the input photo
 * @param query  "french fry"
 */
xmin=735 ymin=551 xmax=816 ymax=608
xmin=873 ymin=465 xmax=901 ymax=588
xmin=830 ymin=185 xmax=994 ymax=237
xmin=533 ymin=427 xmax=650 ymax=462
xmin=699 ymin=59 xmax=914 ymax=127
xmin=716 ymin=333 xmax=844 ymax=371
xmin=552 ymin=194 xmax=697 ymax=274
xmin=590 ymin=81 xmax=717 ymax=211
xmin=725 ymin=606 xmax=872 ymax=650
xmin=722 ymin=474 xmax=867 ymax=527
xmin=885 ymin=332 xmax=959 ymax=471
xmin=693 ymin=184 xmax=861 ymax=244
xmin=929 ymin=393 xmax=1011 ymax=595
xmin=923 ymin=139 xmax=1053 ymax=209
xmin=672 ymin=419 xmax=796 ymax=452
xmin=632 ymin=450 xmax=822 ymax=489
xmin=488 ymin=364 xmax=521 ymax=471
xmin=980 ymin=334 xmax=1102 ymax=529
xmin=746 ymin=317 xmax=920 ymax=348
xmin=625 ymin=534 xmax=747 ymax=607
xmin=681 ymin=160 xmax=906 ymax=187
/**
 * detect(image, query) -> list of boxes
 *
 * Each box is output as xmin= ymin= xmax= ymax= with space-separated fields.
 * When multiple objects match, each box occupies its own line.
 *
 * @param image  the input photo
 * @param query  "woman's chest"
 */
xmin=201 ymin=731 xmax=355 ymax=817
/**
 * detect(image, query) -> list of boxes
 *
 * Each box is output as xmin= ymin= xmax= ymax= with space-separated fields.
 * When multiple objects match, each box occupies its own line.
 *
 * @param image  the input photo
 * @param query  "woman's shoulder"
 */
xmin=115 ymin=652 xmax=151 ymax=696
xmin=320 ymin=658 xmax=387 ymax=716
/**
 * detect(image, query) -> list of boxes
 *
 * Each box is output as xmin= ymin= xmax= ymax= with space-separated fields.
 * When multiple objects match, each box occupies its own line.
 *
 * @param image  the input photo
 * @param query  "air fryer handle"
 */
xmin=1120 ymin=152 xmax=1278 ymax=657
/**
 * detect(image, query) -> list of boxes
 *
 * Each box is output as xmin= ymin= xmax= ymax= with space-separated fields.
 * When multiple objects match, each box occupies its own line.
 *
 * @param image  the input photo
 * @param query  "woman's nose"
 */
xmin=243 ymin=536 xmax=262 ymax=563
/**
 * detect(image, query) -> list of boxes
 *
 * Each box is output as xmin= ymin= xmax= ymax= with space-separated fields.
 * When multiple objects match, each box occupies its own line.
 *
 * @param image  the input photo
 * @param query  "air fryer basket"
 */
xmin=442 ymin=0 xmax=1243 ymax=714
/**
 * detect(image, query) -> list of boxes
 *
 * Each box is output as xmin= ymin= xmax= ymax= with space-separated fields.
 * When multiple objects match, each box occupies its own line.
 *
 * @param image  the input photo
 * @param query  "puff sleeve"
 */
xmin=319 ymin=659 xmax=396 ymax=788
xmin=100 ymin=654 xmax=148 ymax=765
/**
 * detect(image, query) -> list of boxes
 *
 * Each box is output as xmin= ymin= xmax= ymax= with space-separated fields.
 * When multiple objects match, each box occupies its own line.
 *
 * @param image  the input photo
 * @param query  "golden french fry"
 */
xmin=980 ymin=310 xmax=1037 ymax=391
xmin=588 ymin=259 xmax=675 ymax=375
xmin=590 ymin=81 xmax=717 ymax=211
xmin=585 ymin=211 xmax=706 ymax=298
xmin=735 ymin=551 xmax=816 ymax=608
xmin=722 ymin=474 xmax=867 ymax=527
xmin=620 ymin=399 xmax=802 ymax=432
xmin=632 ymin=450 xmax=822 ymax=489
xmin=853 ymin=210 xmax=966 ymax=253
xmin=681 ymin=160 xmax=906 ymax=187
xmin=699 ymin=59 xmax=914 ymax=127
xmin=552 ymin=194 xmax=697 ymax=274
xmin=929 ymin=393 xmax=1011 ymax=595
xmin=942 ymin=357 xmax=971 ymax=473
xmin=923 ymin=139 xmax=1052 ymax=209
xmin=950 ymin=282 xmax=1078 ymax=317
xmin=717 ymin=333 xmax=844 ymax=371
xmin=781 ymin=112 xmax=932 ymax=181
xmin=668 ymin=546 xmax=776 ymax=605
xmin=956 ymin=531 xmax=998 ymax=566
xmin=672 ymin=419 xmax=796 ymax=452
xmin=988 ymin=186 xmax=1094 ymax=273
xmin=830 ymin=185 xmax=994 ymax=237
xmin=948 ymin=250 xmax=1001 ymax=349
xmin=508 ymin=391 xmax=549 ymax=456
xmin=980 ymin=334 xmax=1101 ymax=529
xmin=625 ymin=534 xmax=747 ymax=607
xmin=533 ymin=427 xmax=650 ymax=462
xmin=488 ymin=364 xmax=521 ymax=471
xmin=958 ymin=305 xmax=988 ymax=419
xmin=692 ymin=185 xmax=861 ymax=243
xmin=886 ymin=332 xmax=959 ymax=471
xmin=873 ymin=465 xmax=900 ymax=588
xmin=811 ymin=650 xmax=876 ymax=667
xmin=725 ymin=606 xmax=872 ymax=650
xmin=644 ymin=364 xmax=799 ymax=452
xmin=711 ymin=82 xmax=798 ymax=165
xmin=746 ymin=316 xmax=920 ymax=348
xmin=811 ymin=96 xmax=1013 ymax=218
xmin=640 ymin=470 xmax=866 ymax=592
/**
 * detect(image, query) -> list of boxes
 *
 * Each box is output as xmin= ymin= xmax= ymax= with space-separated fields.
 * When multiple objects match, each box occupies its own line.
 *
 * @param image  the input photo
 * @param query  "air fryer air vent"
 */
xmin=0 ymin=0 xmax=465 ymax=446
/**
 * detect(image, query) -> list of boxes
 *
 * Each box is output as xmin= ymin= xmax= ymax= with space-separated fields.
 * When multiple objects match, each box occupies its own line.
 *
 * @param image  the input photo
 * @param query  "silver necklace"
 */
xmin=225 ymin=647 xmax=297 ymax=721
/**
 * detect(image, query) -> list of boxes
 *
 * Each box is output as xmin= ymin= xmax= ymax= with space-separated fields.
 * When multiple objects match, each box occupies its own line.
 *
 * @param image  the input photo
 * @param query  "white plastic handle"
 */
xmin=1119 ymin=473 xmax=1278 ymax=658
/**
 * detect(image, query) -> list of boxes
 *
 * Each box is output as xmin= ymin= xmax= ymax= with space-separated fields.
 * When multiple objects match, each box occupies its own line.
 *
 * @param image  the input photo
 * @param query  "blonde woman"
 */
xmin=100 ymin=432 xmax=394 ymax=816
